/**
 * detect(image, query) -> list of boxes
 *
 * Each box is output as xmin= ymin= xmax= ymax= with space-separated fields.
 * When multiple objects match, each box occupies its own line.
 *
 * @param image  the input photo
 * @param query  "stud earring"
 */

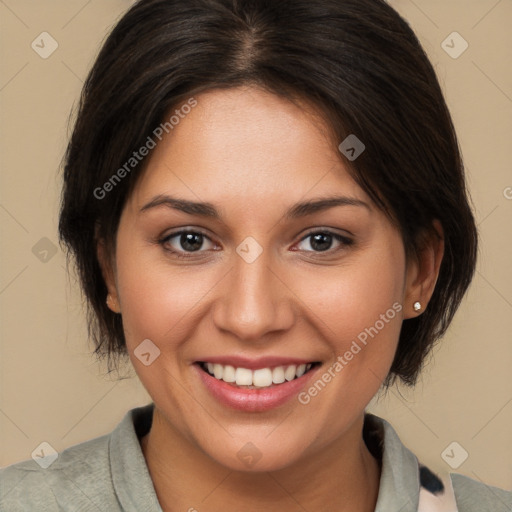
xmin=413 ymin=301 xmax=421 ymax=312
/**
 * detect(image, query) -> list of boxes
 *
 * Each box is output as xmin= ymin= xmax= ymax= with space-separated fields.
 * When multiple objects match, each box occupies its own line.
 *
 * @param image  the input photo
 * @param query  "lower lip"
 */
xmin=194 ymin=364 xmax=319 ymax=412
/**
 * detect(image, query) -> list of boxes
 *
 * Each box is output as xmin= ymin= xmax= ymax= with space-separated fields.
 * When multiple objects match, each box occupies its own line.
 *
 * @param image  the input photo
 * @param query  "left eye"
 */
xmin=296 ymin=231 xmax=353 ymax=253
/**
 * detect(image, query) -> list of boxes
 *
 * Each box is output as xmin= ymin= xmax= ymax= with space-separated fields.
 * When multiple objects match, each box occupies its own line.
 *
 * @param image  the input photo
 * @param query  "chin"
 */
xmin=196 ymin=431 xmax=310 ymax=473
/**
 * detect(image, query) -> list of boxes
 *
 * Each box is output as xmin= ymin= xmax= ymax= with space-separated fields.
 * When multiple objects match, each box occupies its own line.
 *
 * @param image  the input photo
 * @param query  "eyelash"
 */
xmin=157 ymin=229 xmax=354 ymax=260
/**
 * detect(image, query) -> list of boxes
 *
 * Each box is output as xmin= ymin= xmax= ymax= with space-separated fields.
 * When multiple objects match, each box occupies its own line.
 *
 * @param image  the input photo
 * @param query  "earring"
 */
xmin=413 ymin=301 xmax=421 ymax=312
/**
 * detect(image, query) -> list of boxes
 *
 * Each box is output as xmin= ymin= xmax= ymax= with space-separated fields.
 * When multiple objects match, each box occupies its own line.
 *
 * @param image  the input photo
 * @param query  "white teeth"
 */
xmin=272 ymin=366 xmax=285 ymax=384
xmin=235 ymin=367 xmax=253 ymax=386
xmin=203 ymin=362 xmax=315 ymax=388
xmin=222 ymin=365 xmax=236 ymax=383
xmin=284 ymin=365 xmax=297 ymax=381
xmin=296 ymin=364 xmax=306 ymax=378
xmin=253 ymin=368 xmax=273 ymax=387
xmin=213 ymin=363 xmax=223 ymax=380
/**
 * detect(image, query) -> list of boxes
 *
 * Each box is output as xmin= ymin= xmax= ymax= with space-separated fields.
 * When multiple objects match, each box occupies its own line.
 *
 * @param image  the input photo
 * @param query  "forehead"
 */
xmin=128 ymin=86 xmax=369 ymax=215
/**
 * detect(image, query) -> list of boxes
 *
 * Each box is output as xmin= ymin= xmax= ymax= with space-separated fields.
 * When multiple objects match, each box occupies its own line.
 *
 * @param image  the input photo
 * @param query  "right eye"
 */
xmin=159 ymin=229 xmax=217 ymax=259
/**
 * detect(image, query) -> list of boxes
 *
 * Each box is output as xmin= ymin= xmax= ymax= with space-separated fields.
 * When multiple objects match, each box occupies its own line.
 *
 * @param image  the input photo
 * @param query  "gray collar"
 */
xmin=366 ymin=413 xmax=420 ymax=511
xmin=110 ymin=403 xmax=163 ymax=511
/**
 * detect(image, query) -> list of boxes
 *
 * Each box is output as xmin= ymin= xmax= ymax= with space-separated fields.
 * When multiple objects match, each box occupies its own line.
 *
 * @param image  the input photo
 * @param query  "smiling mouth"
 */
xmin=197 ymin=361 xmax=320 ymax=389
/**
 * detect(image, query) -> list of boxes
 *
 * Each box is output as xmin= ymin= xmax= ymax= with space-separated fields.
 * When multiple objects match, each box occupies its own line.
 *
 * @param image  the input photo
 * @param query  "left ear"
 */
xmin=403 ymin=219 xmax=444 ymax=319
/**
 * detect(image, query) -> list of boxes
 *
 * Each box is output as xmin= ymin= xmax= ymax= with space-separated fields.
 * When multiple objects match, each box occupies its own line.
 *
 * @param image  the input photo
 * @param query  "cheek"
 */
xmin=296 ymin=242 xmax=405 ymax=387
xmin=305 ymin=247 xmax=404 ymax=333
xmin=112 ymin=229 xmax=191 ymax=349
xmin=116 ymin=261 xmax=210 ymax=349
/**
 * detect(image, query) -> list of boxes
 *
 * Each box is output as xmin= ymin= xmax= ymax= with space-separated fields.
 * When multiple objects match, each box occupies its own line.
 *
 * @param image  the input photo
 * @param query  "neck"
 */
xmin=140 ymin=407 xmax=381 ymax=511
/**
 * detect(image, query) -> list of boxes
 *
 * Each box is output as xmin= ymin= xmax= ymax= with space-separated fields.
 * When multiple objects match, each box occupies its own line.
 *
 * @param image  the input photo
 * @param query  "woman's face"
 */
xmin=106 ymin=86 xmax=419 ymax=471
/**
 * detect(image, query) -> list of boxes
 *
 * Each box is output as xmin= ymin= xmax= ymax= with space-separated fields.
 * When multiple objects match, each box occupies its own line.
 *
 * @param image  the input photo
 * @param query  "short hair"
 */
xmin=58 ymin=0 xmax=478 ymax=387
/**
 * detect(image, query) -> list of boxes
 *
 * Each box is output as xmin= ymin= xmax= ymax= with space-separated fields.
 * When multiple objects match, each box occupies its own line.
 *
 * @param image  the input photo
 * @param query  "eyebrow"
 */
xmin=140 ymin=194 xmax=370 ymax=219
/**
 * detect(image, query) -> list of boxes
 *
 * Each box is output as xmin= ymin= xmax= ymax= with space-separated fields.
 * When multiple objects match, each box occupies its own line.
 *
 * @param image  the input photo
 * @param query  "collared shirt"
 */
xmin=1 ymin=403 xmax=510 ymax=511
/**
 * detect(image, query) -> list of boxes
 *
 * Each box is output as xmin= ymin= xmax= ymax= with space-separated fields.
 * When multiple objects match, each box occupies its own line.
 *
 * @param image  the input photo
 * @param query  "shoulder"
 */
xmin=364 ymin=413 xmax=512 ymax=512
xmin=0 ymin=433 xmax=119 ymax=512
xmin=1 ymin=404 xmax=155 ymax=512
xmin=450 ymin=472 xmax=512 ymax=512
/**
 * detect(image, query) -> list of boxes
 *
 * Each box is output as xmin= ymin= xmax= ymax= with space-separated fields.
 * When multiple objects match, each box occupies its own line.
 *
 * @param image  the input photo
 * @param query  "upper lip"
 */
xmin=195 ymin=355 xmax=318 ymax=370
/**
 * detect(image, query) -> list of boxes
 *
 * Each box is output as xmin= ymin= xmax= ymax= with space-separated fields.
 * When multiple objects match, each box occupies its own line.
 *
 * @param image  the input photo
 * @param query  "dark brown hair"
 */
xmin=59 ymin=0 xmax=478 ymax=387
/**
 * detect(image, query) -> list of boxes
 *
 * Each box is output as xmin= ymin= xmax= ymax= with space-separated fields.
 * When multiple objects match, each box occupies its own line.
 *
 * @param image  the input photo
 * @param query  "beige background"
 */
xmin=1 ymin=0 xmax=511 ymax=492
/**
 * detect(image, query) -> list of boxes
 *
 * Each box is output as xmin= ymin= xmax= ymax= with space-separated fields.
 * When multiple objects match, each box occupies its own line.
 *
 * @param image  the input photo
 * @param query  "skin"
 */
xmin=99 ymin=86 xmax=444 ymax=511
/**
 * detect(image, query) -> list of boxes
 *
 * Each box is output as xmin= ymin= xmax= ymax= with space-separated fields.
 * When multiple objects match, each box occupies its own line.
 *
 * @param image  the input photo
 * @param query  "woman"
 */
xmin=1 ymin=0 xmax=510 ymax=510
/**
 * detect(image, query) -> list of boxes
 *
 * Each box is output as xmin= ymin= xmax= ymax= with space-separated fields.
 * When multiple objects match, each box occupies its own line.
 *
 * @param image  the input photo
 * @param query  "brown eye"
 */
xmin=160 ymin=230 xmax=216 ymax=258
xmin=296 ymin=231 xmax=353 ymax=253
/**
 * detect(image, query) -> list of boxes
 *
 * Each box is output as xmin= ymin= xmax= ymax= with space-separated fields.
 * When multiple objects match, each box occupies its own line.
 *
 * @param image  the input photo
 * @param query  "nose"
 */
xmin=212 ymin=249 xmax=295 ymax=342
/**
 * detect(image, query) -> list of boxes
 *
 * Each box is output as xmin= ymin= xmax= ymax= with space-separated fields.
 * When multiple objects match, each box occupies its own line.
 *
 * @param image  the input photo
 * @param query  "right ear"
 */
xmin=97 ymin=238 xmax=121 ymax=314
